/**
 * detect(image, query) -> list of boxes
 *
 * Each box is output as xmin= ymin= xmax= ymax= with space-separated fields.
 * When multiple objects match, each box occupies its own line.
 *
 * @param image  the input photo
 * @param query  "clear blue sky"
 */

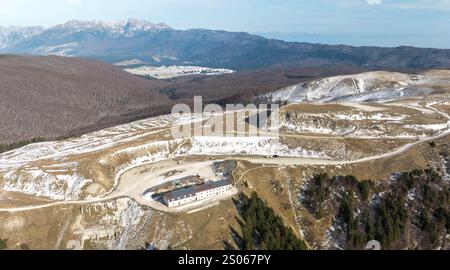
xmin=0 ymin=0 xmax=449 ymax=48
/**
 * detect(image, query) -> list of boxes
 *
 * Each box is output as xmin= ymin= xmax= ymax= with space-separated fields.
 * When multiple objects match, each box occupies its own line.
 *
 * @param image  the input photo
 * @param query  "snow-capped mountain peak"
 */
xmin=121 ymin=18 xmax=170 ymax=30
xmin=0 ymin=26 xmax=44 ymax=49
xmin=0 ymin=18 xmax=171 ymax=49
xmin=117 ymin=18 xmax=171 ymax=37
xmin=0 ymin=18 xmax=172 ymax=57
xmin=51 ymin=18 xmax=171 ymax=37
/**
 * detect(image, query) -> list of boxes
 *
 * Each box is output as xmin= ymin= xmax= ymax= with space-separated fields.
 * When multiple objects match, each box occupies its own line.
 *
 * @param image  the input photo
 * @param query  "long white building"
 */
xmin=162 ymin=179 xmax=233 ymax=208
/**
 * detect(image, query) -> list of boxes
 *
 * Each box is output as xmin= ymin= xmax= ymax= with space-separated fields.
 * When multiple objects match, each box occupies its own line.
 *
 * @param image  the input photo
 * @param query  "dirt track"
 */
xmin=1 ymin=102 xmax=449 ymax=213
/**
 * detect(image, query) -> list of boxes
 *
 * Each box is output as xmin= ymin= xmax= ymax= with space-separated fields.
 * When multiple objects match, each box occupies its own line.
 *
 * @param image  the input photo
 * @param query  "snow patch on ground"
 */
xmin=0 ymin=114 xmax=179 ymax=172
xmin=29 ymin=42 xmax=79 ymax=56
xmin=178 ymin=136 xmax=329 ymax=159
xmin=111 ymin=198 xmax=148 ymax=250
xmin=124 ymin=65 xmax=234 ymax=79
xmin=114 ymin=59 xmax=145 ymax=66
xmin=404 ymin=123 xmax=449 ymax=131
xmin=2 ymin=170 xmax=91 ymax=201
xmin=334 ymin=113 xmax=405 ymax=121
xmin=283 ymin=123 xmax=352 ymax=135
xmin=266 ymin=71 xmax=435 ymax=104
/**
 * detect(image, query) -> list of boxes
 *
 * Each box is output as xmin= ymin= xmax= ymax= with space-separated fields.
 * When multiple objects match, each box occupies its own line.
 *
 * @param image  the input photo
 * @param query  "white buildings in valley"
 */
xmin=162 ymin=179 xmax=233 ymax=208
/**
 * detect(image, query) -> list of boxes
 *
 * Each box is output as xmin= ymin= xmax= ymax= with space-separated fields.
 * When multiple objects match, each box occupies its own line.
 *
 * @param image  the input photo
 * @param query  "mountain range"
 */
xmin=1 ymin=18 xmax=450 ymax=71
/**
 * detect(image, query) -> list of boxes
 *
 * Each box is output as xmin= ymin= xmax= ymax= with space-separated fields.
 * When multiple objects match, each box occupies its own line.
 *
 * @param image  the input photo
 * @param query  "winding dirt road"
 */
xmin=1 ymin=102 xmax=449 ymax=213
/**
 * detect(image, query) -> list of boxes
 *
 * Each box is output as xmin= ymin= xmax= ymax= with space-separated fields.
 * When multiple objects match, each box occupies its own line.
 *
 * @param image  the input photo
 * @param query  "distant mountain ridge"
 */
xmin=48 ymin=18 xmax=171 ymax=38
xmin=1 ymin=18 xmax=450 ymax=71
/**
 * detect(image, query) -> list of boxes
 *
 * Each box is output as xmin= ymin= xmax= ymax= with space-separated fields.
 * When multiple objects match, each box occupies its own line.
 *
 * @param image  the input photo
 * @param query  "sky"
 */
xmin=0 ymin=0 xmax=449 ymax=48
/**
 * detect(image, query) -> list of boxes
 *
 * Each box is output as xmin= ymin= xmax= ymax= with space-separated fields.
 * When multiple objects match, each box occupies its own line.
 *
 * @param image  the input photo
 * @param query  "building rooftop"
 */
xmin=163 ymin=179 xmax=233 ymax=202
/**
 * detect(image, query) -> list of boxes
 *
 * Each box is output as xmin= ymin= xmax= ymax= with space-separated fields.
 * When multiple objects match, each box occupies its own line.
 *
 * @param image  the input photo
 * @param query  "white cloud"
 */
xmin=367 ymin=0 xmax=382 ymax=5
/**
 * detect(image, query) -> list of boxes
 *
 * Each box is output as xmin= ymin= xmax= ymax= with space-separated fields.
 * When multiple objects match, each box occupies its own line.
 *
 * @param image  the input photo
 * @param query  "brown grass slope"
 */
xmin=0 ymin=55 xmax=364 ymax=145
xmin=0 ymin=55 xmax=171 ymax=144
